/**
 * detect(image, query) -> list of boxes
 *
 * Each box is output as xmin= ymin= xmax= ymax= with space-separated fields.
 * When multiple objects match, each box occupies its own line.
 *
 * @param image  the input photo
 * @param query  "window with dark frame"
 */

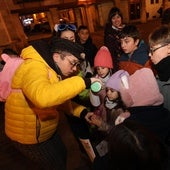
xmin=150 ymin=0 xmax=154 ymax=4
xmin=19 ymin=12 xmax=51 ymax=35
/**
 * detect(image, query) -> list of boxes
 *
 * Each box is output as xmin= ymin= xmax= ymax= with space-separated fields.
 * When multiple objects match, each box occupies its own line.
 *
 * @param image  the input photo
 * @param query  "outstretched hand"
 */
xmin=90 ymin=77 xmax=103 ymax=85
xmin=115 ymin=111 xmax=130 ymax=125
xmin=85 ymin=112 xmax=102 ymax=127
xmin=85 ymin=112 xmax=94 ymax=124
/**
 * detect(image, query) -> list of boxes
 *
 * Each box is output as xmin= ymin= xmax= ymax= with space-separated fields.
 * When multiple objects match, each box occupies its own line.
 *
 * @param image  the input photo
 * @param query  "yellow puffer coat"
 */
xmin=5 ymin=46 xmax=86 ymax=144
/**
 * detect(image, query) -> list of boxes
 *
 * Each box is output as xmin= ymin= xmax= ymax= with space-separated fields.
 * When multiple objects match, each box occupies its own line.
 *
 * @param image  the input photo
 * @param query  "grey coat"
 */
xmin=157 ymin=78 xmax=170 ymax=112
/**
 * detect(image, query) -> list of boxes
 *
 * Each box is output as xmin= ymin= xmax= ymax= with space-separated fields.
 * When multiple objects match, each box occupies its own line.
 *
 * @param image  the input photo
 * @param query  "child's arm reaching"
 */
xmin=115 ymin=111 xmax=130 ymax=125
xmin=91 ymin=114 xmax=102 ymax=127
xmin=87 ymin=113 xmax=111 ymax=132
xmin=85 ymin=112 xmax=102 ymax=127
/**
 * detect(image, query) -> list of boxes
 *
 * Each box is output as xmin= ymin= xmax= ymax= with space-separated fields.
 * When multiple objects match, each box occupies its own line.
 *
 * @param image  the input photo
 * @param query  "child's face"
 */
xmin=96 ymin=67 xmax=110 ymax=78
xmin=120 ymin=36 xmax=139 ymax=55
xmin=60 ymin=30 xmax=75 ymax=42
xmin=149 ymin=43 xmax=170 ymax=64
xmin=78 ymin=29 xmax=89 ymax=43
xmin=106 ymin=88 xmax=119 ymax=101
xmin=111 ymin=14 xmax=122 ymax=28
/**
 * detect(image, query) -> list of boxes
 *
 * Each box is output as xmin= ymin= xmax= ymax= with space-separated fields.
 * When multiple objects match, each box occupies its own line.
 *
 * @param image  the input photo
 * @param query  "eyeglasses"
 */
xmin=57 ymin=24 xmax=77 ymax=32
xmin=149 ymin=43 xmax=169 ymax=55
xmin=65 ymin=57 xmax=80 ymax=68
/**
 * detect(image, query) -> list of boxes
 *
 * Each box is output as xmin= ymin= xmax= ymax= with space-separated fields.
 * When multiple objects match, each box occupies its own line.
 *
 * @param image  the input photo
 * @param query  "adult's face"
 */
xmin=111 ymin=14 xmax=122 ymax=28
xmin=60 ymin=30 xmax=75 ymax=42
xmin=53 ymin=53 xmax=80 ymax=77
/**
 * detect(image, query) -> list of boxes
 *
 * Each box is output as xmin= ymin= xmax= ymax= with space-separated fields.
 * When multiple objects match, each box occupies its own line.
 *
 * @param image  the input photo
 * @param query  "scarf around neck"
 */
xmin=154 ymin=56 xmax=170 ymax=81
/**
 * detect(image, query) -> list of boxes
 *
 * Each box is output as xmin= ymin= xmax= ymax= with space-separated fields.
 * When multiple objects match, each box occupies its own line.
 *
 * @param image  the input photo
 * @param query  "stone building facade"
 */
xmin=0 ymin=0 xmax=170 ymax=53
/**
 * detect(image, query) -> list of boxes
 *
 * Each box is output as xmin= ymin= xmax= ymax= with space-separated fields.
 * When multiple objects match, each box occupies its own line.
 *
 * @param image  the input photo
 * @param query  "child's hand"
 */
xmin=85 ymin=112 xmax=102 ymax=127
xmin=115 ymin=111 xmax=130 ymax=125
xmin=90 ymin=114 xmax=102 ymax=127
xmin=90 ymin=77 xmax=102 ymax=85
xmin=85 ymin=112 xmax=94 ymax=124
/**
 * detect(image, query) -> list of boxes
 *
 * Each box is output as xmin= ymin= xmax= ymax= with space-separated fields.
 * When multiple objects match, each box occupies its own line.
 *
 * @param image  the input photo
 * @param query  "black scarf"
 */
xmin=154 ymin=56 xmax=170 ymax=81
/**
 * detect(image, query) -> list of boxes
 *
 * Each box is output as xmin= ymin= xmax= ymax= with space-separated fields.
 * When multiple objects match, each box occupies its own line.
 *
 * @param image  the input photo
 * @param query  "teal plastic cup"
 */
xmin=90 ymin=81 xmax=102 ymax=93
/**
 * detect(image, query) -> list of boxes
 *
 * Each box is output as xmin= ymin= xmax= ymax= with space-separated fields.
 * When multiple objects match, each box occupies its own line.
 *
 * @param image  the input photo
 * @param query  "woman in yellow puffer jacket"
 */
xmin=5 ymin=38 xmax=99 ymax=170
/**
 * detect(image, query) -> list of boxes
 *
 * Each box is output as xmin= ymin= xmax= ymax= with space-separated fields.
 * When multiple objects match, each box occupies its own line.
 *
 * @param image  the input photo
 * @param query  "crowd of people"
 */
xmin=0 ymin=6 xmax=170 ymax=170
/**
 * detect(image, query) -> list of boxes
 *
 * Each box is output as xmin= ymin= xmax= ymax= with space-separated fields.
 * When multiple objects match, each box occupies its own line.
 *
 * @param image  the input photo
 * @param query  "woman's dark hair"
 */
xmin=115 ymin=92 xmax=126 ymax=110
xmin=104 ymin=91 xmax=127 ymax=125
xmin=107 ymin=120 xmax=168 ymax=170
xmin=107 ymin=7 xmax=123 ymax=23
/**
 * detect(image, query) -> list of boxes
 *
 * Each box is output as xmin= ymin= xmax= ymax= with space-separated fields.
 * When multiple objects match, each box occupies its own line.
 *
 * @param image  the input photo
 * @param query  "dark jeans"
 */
xmin=9 ymin=132 xmax=67 ymax=170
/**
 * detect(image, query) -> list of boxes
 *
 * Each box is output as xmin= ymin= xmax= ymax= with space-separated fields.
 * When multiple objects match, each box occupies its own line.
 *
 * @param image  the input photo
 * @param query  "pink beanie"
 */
xmin=94 ymin=46 xmax=113 ymax=68
xmin=120 ymin=68 xmax=164 ymax=107
xmin=106 ymin=70 xmax=129 ymax=91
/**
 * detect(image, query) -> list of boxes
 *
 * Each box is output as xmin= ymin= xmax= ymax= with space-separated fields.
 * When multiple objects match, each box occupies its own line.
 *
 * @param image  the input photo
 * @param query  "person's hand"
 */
xmin=85 ymin=112 xmax=103 ymax=127
xmin=91 ymin=114 xmax=102 ymax=127
xmin=90 ymin=77 xmax=102 ymax=85
xmin=115 ymin=111 xmax=130 ymax=125
xmin=85 ymin=112 xmax=94 ymax=124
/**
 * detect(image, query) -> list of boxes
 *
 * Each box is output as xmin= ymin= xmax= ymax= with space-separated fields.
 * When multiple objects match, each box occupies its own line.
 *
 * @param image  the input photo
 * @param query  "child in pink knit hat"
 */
xmin=89 ymin=46 xmax=114 ymax=122
xmin=94 ymin=46 xmax=113 ymax=69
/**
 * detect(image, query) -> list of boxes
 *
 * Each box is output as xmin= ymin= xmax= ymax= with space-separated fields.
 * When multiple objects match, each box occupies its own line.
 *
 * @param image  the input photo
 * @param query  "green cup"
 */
xmin=91 ymin=81 xmax=102 ymax=93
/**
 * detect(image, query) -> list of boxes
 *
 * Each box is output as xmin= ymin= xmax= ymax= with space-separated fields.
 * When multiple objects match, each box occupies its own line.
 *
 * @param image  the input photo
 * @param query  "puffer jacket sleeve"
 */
xmin=58 ymin=100 xmax=86 ymax=117
xmin=16 ymin=48 xmax=86 ymax=109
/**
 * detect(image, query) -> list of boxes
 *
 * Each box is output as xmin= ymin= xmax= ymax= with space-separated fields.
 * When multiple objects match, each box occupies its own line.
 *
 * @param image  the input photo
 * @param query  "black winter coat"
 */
xmin=76 ymin=37 xmax=98 ymax=67
xmin=104 ymin=23 xmax=123 ymax=71
xmin=127 ymin=105 xmax=170 ymax=143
